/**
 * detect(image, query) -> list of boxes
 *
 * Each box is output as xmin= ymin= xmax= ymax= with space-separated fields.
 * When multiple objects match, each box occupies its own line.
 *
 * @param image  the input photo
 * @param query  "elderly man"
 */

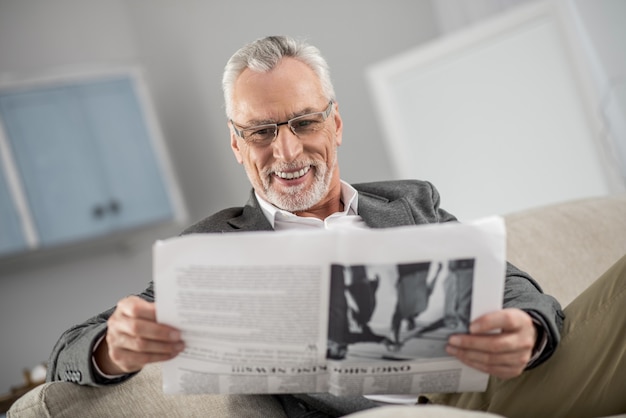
xmin=47 ymin=36 xmax=625 ymax=418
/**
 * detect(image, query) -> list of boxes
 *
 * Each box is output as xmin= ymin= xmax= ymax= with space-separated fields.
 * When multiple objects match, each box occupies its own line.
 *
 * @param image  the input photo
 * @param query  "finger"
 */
xmin=455 ymin=354 xmax=528 ymax=379
xmin=109 ymin=313 xmax=182 ymax=344
xmin=109 ymin=298 xmax=181 ymax=343
xmin=448 ymin=332 xmax=530 ymax=354
xmin=470 ymin=308 xmax=530 ymax=334
xmin=454 ymin=355 xmax=526 ymax=380
xmin=107 ymin=329 xmax=185 ymax=355
xmin=116 ymin=296 xmax=158 ymax=321
xmin=447 ymin=345 xmax=529 ymax=380
xmin=105 ymin=327 xmax=185 ymax=374
xmin=446 ymin=343 xmax=531 ymax=369
xmin=108 ymin=346 xmax=182 ymax=373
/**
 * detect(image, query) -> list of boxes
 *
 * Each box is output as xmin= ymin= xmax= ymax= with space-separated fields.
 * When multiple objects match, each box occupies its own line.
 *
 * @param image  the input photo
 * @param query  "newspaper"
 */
xmin=154 ymin=216 xmax=505 ymax=396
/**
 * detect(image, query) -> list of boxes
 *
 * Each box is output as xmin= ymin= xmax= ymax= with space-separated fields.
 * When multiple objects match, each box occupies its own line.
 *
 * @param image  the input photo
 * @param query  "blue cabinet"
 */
xmin=0 ymin=73 xmax=183 ymax=255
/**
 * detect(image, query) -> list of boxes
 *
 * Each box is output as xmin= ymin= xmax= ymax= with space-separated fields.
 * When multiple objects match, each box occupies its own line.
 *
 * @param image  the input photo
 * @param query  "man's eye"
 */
xmin=294 ymin=119 xmax=323 ymax=131
xmin=246 ymin=127 xmax=275 ymax=141
xmin=252 ymin=128 xmax=273 ymax=136
xmin=295 ymin=119 xmax=314 ymax=127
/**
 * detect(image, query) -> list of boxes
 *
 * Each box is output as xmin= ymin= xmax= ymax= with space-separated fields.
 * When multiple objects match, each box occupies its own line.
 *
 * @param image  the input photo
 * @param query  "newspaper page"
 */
xmin=154 ymin=216 xmax=505 ymax=396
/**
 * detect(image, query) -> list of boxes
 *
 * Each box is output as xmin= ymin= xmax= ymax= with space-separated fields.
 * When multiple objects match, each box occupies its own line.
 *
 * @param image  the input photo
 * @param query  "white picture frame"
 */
xmin=367 ymin=1 xmax=614 ymax=221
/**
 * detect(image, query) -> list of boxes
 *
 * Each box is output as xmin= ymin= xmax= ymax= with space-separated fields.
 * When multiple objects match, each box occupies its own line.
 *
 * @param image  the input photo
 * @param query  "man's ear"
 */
xmin=229 ymin=123 xmax=244 ymax=164
xmin=333 ymin=102 xmax=343 ymax=147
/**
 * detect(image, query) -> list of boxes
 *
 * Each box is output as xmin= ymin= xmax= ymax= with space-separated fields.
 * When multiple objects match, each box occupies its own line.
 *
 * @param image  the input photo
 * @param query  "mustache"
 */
xmin=264 ymin=160 xmax=320 ymax=176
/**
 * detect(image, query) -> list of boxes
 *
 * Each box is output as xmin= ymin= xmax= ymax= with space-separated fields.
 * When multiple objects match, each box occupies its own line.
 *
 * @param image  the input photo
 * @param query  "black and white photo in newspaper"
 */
xmin=154 ymin=216 xmax=506 ymax=396
xmin=326 ymin=258 xmax=483 ymax=396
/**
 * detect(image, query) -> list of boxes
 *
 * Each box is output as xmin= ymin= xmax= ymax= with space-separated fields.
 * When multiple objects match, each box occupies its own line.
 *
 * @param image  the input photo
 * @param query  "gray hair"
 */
xmin=222 ymin=35 xmax=336 ymax=118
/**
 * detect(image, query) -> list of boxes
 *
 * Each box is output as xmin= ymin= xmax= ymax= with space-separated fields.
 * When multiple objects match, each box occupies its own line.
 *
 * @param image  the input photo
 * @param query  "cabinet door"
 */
xmin=0 ymin=161 xmax=28 ymax=255
xmin=0 ymin=75 xmax=176 ymax=250
xmin=78 ymin=77 xmax=174 ymax=229
xmin=0 ymin=86 xmax=113 ymax=246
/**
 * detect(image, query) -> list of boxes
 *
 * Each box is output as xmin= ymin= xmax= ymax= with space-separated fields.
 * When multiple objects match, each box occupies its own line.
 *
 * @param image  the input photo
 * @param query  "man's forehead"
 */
xmin=230 ymin=58 xmax=326 ymax=125
xmin=233 ymin=102 xmax=320 ymax=126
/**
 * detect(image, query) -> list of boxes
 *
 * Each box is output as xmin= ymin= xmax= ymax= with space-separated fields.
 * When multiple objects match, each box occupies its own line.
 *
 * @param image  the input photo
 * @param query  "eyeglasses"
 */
xmin=230 ymin=101 xmax=334 ymax=145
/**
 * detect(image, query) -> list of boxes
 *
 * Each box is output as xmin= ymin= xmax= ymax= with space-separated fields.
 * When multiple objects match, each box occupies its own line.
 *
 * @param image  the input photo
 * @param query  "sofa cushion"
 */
xmin=8 ymin=363 xmax=288 ymax=418
xmin=505 ymin=195 xmax=626 ymax=306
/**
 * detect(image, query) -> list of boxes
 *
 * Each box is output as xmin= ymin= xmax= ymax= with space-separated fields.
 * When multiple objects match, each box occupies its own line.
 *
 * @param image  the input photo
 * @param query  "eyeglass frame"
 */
xmin=230 ymin=100 xmax=334 ymax=145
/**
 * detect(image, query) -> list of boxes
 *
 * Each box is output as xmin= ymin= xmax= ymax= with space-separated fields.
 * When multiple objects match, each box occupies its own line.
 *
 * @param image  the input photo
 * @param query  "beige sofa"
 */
xmin=8 ymin=195 xmax=626 ymax=418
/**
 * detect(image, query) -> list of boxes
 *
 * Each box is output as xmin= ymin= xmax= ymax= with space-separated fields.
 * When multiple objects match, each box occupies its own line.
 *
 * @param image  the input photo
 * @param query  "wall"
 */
xmin=0 ymin=0 xmax=439 ymax=394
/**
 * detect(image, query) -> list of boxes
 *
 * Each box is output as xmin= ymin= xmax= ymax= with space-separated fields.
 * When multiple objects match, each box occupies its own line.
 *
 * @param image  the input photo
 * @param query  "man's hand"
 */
xmin=446 ymin=308 xmax=537 ymax=380
xmin=94 ymin=296 xmax=185 ymax=375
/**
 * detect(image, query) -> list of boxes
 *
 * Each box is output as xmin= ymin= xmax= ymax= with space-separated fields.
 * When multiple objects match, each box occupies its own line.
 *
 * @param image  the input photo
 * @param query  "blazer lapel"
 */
xmin=227 ymin=191 xmax=274 ymax=232
xmin=357 ymin=191 xmax=416 ymax=228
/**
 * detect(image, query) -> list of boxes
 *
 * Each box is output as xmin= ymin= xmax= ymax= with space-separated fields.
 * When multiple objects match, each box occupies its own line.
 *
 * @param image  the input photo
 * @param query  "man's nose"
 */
xmin=272 ymin=125 xmax=302 ymax=162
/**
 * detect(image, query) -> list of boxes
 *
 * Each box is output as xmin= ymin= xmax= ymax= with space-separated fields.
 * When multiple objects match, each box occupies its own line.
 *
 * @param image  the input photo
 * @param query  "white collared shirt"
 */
xmin=256 ymin=180 xmax=368 ymax=231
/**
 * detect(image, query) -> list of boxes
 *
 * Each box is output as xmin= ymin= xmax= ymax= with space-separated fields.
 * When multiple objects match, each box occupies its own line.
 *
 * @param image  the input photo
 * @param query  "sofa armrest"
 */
xmin=8 ymin=363 xmax=287 ymax=418
xmin=505 ymin=195 xmax=626 ymax=306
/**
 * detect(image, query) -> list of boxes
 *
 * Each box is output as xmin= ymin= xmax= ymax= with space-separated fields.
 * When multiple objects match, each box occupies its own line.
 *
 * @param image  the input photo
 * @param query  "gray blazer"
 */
xmin=46 ymin=180 xmax=564 ymax=387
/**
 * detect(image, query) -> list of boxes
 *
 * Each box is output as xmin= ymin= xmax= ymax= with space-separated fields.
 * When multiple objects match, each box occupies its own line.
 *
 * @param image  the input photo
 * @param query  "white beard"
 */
xmin=252 ymin=154 xmax=336 ymax=213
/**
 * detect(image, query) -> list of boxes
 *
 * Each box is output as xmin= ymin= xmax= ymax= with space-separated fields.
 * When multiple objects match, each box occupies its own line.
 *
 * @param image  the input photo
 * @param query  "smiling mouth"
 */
xmin=275 ymin=166 xmax=311 ymax=180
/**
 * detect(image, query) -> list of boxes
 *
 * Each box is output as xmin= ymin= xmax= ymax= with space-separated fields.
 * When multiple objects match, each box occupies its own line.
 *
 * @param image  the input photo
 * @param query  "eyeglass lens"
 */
xmin=237 ymin=102 xmax=332 ymax=144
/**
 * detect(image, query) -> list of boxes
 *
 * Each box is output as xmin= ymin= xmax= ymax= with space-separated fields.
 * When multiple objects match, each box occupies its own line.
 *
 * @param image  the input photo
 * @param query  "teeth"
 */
xmin=276 ymin=166 xmax=310 ymax=180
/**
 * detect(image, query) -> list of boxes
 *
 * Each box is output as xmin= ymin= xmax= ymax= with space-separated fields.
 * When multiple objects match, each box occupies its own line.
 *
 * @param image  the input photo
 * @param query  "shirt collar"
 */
xmin=256 ymin=180 xmax=359 ymax=228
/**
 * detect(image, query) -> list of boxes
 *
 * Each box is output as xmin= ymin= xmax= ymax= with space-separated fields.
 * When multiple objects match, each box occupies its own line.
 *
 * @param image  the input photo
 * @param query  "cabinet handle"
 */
xmin=92 ymin=205 xmax=105 ymax=219
xmin=109 ymin=199 xmax=121 ymax=214
xmin=92 ymin=200 xmax=120 ymax=218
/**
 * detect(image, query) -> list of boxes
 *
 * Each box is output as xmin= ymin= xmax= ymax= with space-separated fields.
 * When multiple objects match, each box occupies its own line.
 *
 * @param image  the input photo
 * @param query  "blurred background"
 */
xmin=0 ymin=0 xmax=623 ymax=395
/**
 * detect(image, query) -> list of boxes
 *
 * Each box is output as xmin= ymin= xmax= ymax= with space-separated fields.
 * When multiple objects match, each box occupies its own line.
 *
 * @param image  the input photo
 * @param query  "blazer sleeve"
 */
xmin=414 ymin=179 xmax=564 ymax=366
xmin=369 ymin=180 xmax=565 ymax=367
xmin=46 ymin=283 xmax=155 ymax=386
xmin=503 ymin=263 xmax=565 ymax=368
